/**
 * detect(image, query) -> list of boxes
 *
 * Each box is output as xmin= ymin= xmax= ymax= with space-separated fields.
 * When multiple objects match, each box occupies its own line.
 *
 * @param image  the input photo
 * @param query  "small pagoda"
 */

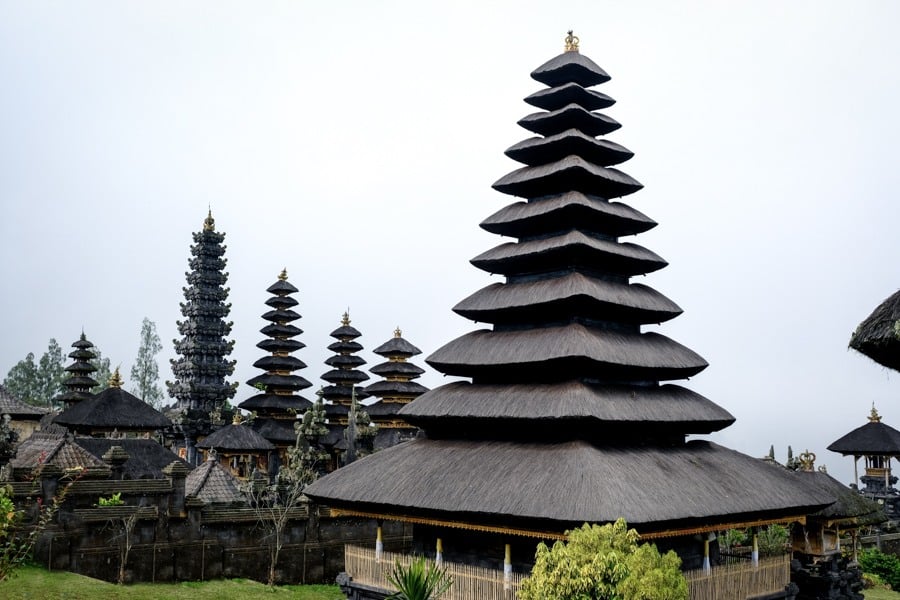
xmin=167 ymin=210 xmax=237 ymax=465
xmin=828 ymin=407 xmax=900 ymax=521
xmin=196 ymin=414 xmax=274 ymax=479
xmin=55 ymin=332 xmax=100 ymax=408
xmin=363 ymin=328 xmax=428 ymax=449
xmin=239 ymin=269 xmax=312 ymax=471
xmin=320 ymin=312 xmax=372 ymax=469
xmin=306 ymin=33 xmax=831 ymax=576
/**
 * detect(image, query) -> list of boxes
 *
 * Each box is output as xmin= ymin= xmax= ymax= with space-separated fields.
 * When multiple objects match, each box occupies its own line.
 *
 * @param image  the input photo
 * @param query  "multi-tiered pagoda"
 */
xmin=239 ymin=270 xmax=312 ymax=471
xmin=364 ymin=328 xmax=427 ymax=449
xmin=306 ymin=34 xmax=830 ymax=572
xmin=168 ymin=211 xmax=237 ymax=465
xmin=320 ymin=312 xmax=371 ymax=469
xmin=55 ymin=333 xmax=100 ymax=408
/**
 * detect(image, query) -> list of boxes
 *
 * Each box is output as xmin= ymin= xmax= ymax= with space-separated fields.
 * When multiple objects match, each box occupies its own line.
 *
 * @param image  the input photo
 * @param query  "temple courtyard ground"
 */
xmin=0 ymin=565 xmax=343 ymax=599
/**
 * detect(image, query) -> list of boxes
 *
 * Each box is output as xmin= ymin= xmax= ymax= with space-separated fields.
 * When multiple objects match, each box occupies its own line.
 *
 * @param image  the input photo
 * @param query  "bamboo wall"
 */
xmin=683 ymin=554 xmax=791 ymax=600
xmin=344 ymin=544 xmax=522 ymax=600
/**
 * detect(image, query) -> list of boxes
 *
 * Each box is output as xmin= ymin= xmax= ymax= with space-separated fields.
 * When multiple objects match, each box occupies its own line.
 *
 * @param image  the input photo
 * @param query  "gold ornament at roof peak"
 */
xmin=564 ymin=30 xmax=580 ymax=53
xmin=203 ymin=209 xmax=215 ymax=231
xmin=233 ymin=412 xmax=242 ymax=425
xmin=108 ymin=367 xmax=124 ymax=389
xmin=278 ymin=268 xmax=288 ymax=281
xmin=798 ymin=450 xmax=816 ymax=472
xmin=342 ymin=311 xmax=351 ymax=326
xmin=869 ymin=405 xmax=882 ymax=423
xmin=394 ymin=327 xmax=402 ymax=338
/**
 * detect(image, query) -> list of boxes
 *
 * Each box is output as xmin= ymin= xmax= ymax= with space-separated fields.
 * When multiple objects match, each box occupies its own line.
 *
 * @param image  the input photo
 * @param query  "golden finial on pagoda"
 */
xmin=394 ymin=327 xmax=402 ymax=338
xmin=233 ymin=412 xmax=242 ymax=425
xmin=798 ymin=450 xmax=816 ymax=472
xmin=564 ymin=30 xmax=580 ymax=53
xmin=278 ymin=268 xmax=288 ymax=281
xmin=108 ymin=367 xmax=123 ymax=389
xmin=342 ymin=311 xmax=351 ymax=326
xmin=869 ymin=404 xmax=882 ymax=423
xmin=203 ymin=209 xmax=216 ymax=231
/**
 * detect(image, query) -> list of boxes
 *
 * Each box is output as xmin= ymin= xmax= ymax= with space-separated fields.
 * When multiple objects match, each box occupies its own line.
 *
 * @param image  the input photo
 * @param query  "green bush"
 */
xmin=860 ymin=549 xmax=900 ymax=590
xmin=386 ymin=556 xmax=452 ymax=600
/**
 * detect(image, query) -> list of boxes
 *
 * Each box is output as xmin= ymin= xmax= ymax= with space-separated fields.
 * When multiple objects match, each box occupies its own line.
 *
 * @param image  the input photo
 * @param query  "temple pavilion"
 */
xmin=305 ymin=33 xmax=832 ymax=576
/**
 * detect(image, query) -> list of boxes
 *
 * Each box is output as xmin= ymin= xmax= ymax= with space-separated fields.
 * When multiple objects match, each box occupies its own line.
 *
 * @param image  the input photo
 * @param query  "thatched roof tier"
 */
xmin=827 ymin=419 xmax=900 ymax=456
xmin=186 ymin=456 xmax=245 ymax=504
xmin=453 ymin=273 xmax=681 ymax=326
xmin=365 ymin=381 xmax=430 ymax=397
xmin=55 ymin=386 xmax=172 ymax=430
xmin=197 ymin=422 xmax=274 ymax=451
xmin=327 ymin=340 xmax=363 ymax=354
xmin=321 ymin=385 xmax=369 ymax=401
xmin=11 ymin=431 xmax=107 ymax=473
xmin=251 ymin=355 xmax=307 ymax=372
xmin=793 ymin=468 xmax=884 ymax=525
xmin=372 ymin=336 xmax=422 ymax=358
xmin=266 ymin=278 xmax=298 ymax=295
xmin=849 ymin=290 xmax=900 ymax=371
xmin=531 ymin=51 xmax=611 ymax=87
xmin=505 ymin=129 xmax=633 ymax=167
xmin=493 ymin=155 xmax=643 ymax=200
xmin=400 ymin=381 xmax=733 ymax=434
xmin=322 ymin=368 xmax=369 ymax=384
xmin=239 ymin=393 xmax=311 ymax=412
xmin=265 ymin=295 xmax=299 ymax=309
xmin=471 ymin=231 xmax=666 ymax=277
xmin=57 ymin=333 xmax=100 ymax=406
xmin=304 ymin=439 xmax=831 ymax=534
xmin=260 ymin=323 xmax=302 ymax=338
xmin=480 ymin=192 xmax=655 ymax=237
xmin=261 ymin=308 xmax=300 ymax=323
xmin=427 ymin=324 xmax=707 ymax=382
xmin=251 ymin=418 xmax=298 ymax=443
xmin=370 ymin=362 xmax=426 ymax=377
xmin=518 ymin=105 xmax=621 ymax=137
xmin=325 ymin=354 xmax=367 ymax=369
xmin=525 ymin=81 xmax=614 ymax=111
xmin=246 ymin=373 xmax=311 ymax=391
xmin=257 ymin=338 xmax=305 ymax=353
xmin=331 ymin=324 xmax=363 ymax=339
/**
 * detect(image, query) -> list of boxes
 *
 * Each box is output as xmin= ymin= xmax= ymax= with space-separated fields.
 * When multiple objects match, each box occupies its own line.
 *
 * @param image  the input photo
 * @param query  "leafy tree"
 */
xmin=387 ymin=556 xmax=452 ymax=600
xmin=3 ymin=339 xmax=66 ymax=408
xmin=90 ymin=349 xmax=112 ymax=393
xmin=758 ymin=524 xmax=790 ymax=557
xmin=519 ymin=519 xmax=687 ymax=600
xmin=130 ymin=318 xmax=164 ymax=409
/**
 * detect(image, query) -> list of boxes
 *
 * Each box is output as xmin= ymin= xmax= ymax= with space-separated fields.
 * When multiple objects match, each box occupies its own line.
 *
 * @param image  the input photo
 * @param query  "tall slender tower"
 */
xmin=168 ymin=210 xmax=236 ymax=464
xmin=55 ymin=332 xmax=100 ymax=408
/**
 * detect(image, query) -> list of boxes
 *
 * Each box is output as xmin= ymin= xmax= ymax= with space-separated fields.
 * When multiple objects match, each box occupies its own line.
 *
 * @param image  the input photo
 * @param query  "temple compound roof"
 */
xmin=0 ymin=385 xmax=46 ymax=418
xmin=186 ymin=454 xmax=245 ymax=504
xmin=197 ymin=416 xmax=275 ymax=452
xmin=305 ymin=34 xmax=832 ymax=539
xmin=850 ymin=289 xmax=900 ymax=371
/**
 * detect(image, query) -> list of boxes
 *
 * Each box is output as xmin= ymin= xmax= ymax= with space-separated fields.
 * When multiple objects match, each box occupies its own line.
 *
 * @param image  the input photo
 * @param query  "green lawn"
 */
xmin=865 ymin=589 xmax=900 ymax=599
xmin=0 ymin=565 xmax=345 ymax=600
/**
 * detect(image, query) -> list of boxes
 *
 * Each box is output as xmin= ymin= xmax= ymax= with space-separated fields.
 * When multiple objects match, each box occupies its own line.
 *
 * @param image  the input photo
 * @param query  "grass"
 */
xmin=0 ymin=565 xmax=345 ymax=599
xmin=865 ymin=588 xmax=900 ymax=599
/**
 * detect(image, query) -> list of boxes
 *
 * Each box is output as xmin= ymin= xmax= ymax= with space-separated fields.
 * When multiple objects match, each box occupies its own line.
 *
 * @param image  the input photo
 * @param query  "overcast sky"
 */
xmin=2 ymin=1 xmax=900 ymax=487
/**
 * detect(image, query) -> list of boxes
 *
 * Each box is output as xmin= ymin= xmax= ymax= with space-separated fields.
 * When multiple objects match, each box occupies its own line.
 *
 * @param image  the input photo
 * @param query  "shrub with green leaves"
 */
xmin=519 ymin=519 xmax=687 ymax=600
xmin=860 ymin=548 xmax=900 ymax=590
xmin=386 ymin=556 xmax=452 ymax=600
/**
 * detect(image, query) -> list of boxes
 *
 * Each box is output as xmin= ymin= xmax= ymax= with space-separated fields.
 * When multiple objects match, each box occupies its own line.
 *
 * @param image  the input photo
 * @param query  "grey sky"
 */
xmin=2 ymin=1 xmax=899 ymax=488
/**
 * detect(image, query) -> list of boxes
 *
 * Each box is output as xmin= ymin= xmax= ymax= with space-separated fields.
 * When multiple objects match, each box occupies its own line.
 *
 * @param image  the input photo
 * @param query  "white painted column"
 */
xmin=436 ymin=537 xmax=443 ymax=566
xmin=751 ymin=529 xmax=759 ymax=568
xmin=375 ymin=524 xmax=383 ymax=562
xmin=503 ymin=543 xmax=512 ymax=590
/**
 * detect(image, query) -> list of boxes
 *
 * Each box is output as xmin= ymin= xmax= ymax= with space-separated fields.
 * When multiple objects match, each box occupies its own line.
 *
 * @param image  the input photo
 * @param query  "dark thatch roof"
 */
xmin=525 ymin=81 xmax=615 ymax=112
xmin=186 ymin=457 xmax=246 ymax=504
xmin=251 ymin=417 xmax=298 ymax=443
xmin=305 ymin=439 xmax=832 ymax=534
xmin=0 ymin=385 xmax=46 ymax=417
xmin=364 ymin=381 xmax=429 ymax=397
xmin=492 ymin=155 xmax=643 ymax=200
xmin=54 ymin=387 xmax=172 ymax=430
xmin=372 ymin=336 xmax=422 ymax=358
xmin=197 ymin=423 xmax=275 ymax=451
xmin=471 ymin=230 xmax=666 ymax=276
xmin=239 ymin=393 xmax=311 ymax=412
xmin=261 ymin=308 xmax=300 ymax=323
xmin=401 ymin=381 xmax=733 ymax=434
xmin=480 ymin=191 xmax=656 ymax=237
xmin=266 ymin=278 xmax=298 ymax=295
xmin=330 ymin=325 xmax=362 ymax=339
xmin=426 ymin=324 xmax=708 ymax=382
xmin=793 ymin=468 xmax=885 ymax=525
xmin=518 ymin=104 xmax=621 ymax=137
xmin=827 ymin=417 xmax=900 ymax=456
xmin=453 ymin=273 xmax=682 ymax=326
xmin=369 ymin=362 xmax=425 ymax=378
xmin=531 ymin=51 xmax=611 ymax=87
xmin=76 ymin=438 xmax=191 ymax=479
xmin=849 ymin=290 xmax=900 ymax=371
xmin=505 ymin=129 xmax=633 ymax=167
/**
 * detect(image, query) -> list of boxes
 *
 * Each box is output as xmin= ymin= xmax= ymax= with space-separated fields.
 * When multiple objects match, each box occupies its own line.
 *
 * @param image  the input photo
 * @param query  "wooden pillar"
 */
xmin=436 ymin=538 xmax=443 ymax=565
xmin=854 ymin=455 xmax=859 ymax=488
xmin=852 ymin=529 xmax=859 ymax=563
xmin=751 ymin=528 xmax=759 ymax=567
xmin=503 ymin=543 xmax=512 ymax=590
xmin=702 ymin=536 xmax=711 ymax=574
xmin=375 ymin=521 xmax=384 ymax=562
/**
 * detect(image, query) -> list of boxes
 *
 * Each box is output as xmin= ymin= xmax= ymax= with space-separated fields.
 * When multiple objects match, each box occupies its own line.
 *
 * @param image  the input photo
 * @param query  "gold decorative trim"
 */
xmin=564 ymin=30 xmax=580 ymax=52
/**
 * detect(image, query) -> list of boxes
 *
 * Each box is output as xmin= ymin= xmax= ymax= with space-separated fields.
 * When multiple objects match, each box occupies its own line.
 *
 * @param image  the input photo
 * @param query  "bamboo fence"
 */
xmin=344 ymin=544 xmax=522 ymax=600
xmin=684 ymin=554 xmax=791 ymax=600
